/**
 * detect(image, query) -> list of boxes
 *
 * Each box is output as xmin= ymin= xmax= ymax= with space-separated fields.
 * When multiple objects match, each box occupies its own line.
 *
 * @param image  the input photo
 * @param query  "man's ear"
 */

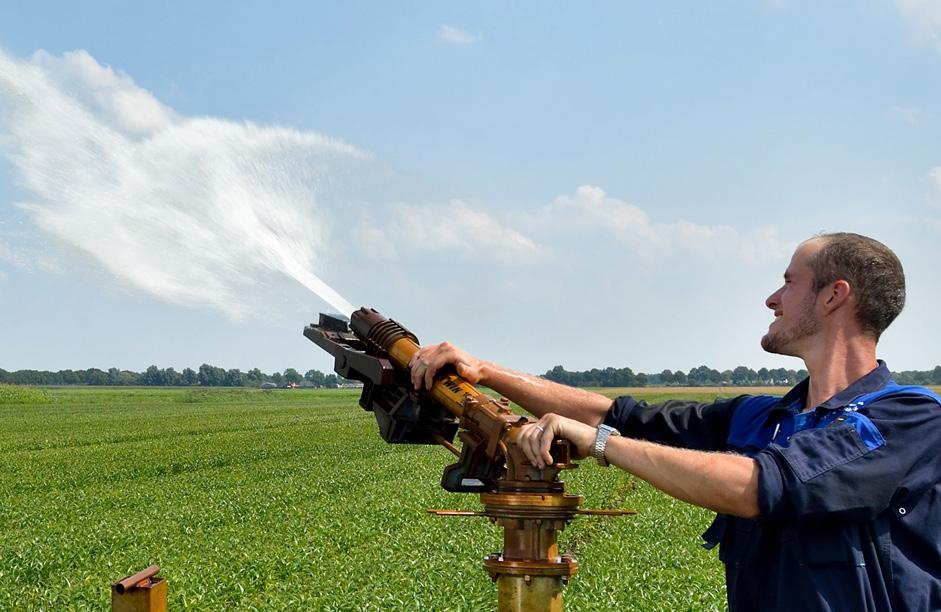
xmin=822 ymin=279 xmax=852 ymax=313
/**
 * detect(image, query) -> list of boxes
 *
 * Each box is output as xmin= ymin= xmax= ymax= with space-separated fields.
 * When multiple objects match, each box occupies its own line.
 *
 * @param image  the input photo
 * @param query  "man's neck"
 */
xmin=801 ymin=333 xmax=879 ymax=410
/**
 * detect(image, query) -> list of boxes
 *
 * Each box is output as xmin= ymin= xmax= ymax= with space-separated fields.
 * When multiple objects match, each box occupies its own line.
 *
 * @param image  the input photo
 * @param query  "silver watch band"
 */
xmin=594 ymin=424 xmax=621 ymax=467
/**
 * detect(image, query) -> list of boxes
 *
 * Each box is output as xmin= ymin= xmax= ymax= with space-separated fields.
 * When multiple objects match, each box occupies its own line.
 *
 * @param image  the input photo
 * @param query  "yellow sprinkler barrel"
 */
xmin=349 ymin=307 xmax=484 ymax=419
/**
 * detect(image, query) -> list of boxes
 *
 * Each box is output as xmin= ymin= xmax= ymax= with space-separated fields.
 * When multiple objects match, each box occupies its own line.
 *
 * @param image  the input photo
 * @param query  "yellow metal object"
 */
xmin=322 ymin=308 xmax=636 ymax=611
xmin=382 ymin=317 xmax=586 ymax=609
xmin=111 ymin=566 xmax=166 ymax=612
xmin=387 ymin=336 xmax=484 ymax=418
xmin=497 ymin=576 xmax=564 ymax=612
xmin=481 ymin=490 xmax=580 ymax=611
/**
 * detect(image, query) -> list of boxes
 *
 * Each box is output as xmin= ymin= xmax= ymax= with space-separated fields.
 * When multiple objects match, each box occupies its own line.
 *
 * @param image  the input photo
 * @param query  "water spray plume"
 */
xmin=282 ymin=259 xmax=355 ymax=317
xmin=0 ymin=48 xmax=359 ymax=318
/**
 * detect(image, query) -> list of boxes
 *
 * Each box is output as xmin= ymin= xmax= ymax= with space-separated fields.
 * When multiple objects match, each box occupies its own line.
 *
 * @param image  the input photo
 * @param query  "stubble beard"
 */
xmin=761 ymin=293 xmax=821 ymax=357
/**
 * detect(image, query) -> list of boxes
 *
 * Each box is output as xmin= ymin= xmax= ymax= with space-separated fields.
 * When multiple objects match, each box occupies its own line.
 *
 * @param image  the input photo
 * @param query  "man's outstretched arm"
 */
xmin=517 ymin=413 xmax=761 ymax=519
xmin=409 ymin=342 xmax=613 ymax=426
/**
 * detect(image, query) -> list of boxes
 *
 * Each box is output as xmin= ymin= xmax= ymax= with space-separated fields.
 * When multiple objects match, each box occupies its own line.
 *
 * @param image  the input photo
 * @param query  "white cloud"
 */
xmin=350 ymin=181 xmax=792 ymax=270
xmin=437 ymin=25 xmax=482 ymax=45
xmin=533 ymin=185 xmax=790 ymax=265
xmin=897 ymin=0 xmax=941 ymax=53
xmin=354 ymin=199 xmax=541 ymax=264
xmin=542 ymin=185 xmax=663 ymax=246
xmin=353 ymin=184 xmax=790 ymax=272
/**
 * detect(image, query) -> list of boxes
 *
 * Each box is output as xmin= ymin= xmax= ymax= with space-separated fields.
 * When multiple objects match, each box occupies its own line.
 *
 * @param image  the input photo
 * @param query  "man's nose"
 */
xmin=765 ymin=288 xmax=781 ymax=310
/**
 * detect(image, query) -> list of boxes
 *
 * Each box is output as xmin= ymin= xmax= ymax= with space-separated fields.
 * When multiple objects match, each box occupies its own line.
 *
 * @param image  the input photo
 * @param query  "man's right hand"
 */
xmin=409 ymin=342 xmax=487 ymax=390
xmin=410 ymin=340 xmax=611 ymax=426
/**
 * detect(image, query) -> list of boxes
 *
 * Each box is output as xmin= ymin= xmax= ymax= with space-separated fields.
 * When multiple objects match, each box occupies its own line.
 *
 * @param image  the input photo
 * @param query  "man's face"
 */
xmin=761 ymin=241 xmax=823 ymax=357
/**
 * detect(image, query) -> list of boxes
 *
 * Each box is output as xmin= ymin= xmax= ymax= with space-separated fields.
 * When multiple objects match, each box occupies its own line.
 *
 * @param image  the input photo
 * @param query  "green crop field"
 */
xmin=0 ymin=386 xmax=777 ymax=611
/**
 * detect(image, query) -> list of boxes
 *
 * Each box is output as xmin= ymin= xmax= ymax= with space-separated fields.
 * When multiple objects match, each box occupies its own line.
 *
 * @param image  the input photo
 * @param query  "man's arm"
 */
xmin=409 ymin=343 xmax=759 ymax=517
xmin=409 ymin=342 xmax=612 ymax=426
xmin=517 ymin=413 xmax=761 ymax=519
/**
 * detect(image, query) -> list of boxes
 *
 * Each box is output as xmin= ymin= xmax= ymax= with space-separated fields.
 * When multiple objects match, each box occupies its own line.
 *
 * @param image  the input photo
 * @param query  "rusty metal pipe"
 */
xmin=113 ymin=566 xmax=160 ymax=595
xmin=432 ymin=433 xmax=461 ymax=457
xmin=112 ymin=566 xmax=166 ymax=612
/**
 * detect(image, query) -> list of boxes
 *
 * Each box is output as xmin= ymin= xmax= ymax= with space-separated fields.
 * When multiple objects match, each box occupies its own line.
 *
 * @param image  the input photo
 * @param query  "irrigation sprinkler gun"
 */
xmin=305 ymin=308 xmax=633 ymax=612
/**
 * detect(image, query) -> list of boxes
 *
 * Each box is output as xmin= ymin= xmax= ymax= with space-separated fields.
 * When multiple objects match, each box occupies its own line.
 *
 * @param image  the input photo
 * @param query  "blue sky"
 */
xmin=1 ymin=1 xmax=940 ymax=376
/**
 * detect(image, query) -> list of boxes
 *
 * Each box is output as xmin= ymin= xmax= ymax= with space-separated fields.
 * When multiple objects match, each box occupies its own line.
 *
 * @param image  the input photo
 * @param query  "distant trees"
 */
xmin=304 ymin=369 xmax=326 ymax=386
xmin=223 ymin=369 xmax=244 ymax=387
xmin=686 ymin=366 xmax=721 ymax=386
xmin=732 ymin=366 xmax=753 ymax=386
xmin=181 ymin=368 xmax=198 ymax=386
xmin=1 ymin=361 xmax=937 ymax=389
xmin=86 ymin=368 xmax=109 ymax=386
xmin=143 ymin=365 xmax=163 ymax=386
xmin=544 ymin=365 xmax=641 ymax=387
xmin=198 ymin=364 xmax=226 ymax=387
xmin=303 ymin=370 xmax=338 ymax=388
xmin=0 ymin=365 xmax=349 ymax=388
xmin=542 ymin=364 xmax=817 ymax=388
xmin=244 ymin=368 xmax=264 ymax=387
xmin=893 ymin=367 xmax=941 ymax=386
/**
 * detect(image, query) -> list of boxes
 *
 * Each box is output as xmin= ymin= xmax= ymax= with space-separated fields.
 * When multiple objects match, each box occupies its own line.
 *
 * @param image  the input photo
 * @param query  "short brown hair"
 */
xmin=808 ymin=233 xmax=905 ymax=339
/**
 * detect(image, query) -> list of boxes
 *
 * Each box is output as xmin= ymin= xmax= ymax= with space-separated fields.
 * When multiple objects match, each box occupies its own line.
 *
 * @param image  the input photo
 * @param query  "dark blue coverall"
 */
xmin=603 ymin=362 xmax=941 ymax=611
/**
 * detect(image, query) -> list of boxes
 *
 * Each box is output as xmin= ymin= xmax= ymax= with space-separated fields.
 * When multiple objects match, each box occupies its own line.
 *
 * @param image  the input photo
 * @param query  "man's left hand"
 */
xmin=516 ymin=413 xmax=597 ymax=469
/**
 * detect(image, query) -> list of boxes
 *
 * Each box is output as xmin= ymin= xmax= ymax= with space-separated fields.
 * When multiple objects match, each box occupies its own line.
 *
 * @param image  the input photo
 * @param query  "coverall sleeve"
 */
xmin=602 ymin=395 xmax=744 ymax=452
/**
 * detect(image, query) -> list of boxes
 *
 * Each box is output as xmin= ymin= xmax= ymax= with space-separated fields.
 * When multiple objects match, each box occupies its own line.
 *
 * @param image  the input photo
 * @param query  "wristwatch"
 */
xmin=593 ymin=424 xmax=621 ymax=467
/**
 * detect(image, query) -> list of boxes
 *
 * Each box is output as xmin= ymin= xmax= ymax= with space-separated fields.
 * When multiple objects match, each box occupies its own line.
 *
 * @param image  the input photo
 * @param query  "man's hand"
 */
xmin=409 ymin=342 xmax=487 ymax=390
xmin=409 ymin=342 xmax=613 ymax=428
xmin=516 ymin=413 xmax=596 ymax=469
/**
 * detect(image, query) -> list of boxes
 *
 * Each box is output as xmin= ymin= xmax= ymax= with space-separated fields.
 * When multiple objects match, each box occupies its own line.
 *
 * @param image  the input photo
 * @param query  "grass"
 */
xmin=0 ymin=385 xmax=48 ymax=405
xmin=0 ymin=386 xmax=764 ymax=610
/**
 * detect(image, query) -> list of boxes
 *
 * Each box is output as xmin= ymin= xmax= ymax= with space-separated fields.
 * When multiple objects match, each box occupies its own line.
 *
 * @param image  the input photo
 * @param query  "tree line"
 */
xmin=3 ymin=363 xmax=940 ymax=388
xmin=542 ymin=364 xmax=941 ymax=387
xmin=0 ymin=365 xmax=350 ymax=388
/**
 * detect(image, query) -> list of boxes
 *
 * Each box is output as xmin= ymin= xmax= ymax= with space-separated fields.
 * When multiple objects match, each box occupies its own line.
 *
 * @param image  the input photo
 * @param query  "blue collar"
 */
xmin=766 ymin=360 xmax=891 ymax=420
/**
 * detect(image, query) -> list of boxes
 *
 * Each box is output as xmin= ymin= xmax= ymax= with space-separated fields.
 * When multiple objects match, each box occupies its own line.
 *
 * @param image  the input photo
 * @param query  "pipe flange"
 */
xmin=483 ymin=555 xmax=578 ymax=579
xmin=481 ymin=492 xmax=583 ymax=521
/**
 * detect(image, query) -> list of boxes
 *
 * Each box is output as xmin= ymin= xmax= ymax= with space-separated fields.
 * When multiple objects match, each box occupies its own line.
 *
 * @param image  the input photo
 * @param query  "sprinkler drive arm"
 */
xmin=303 ymin=308 xmax=575 ymax=492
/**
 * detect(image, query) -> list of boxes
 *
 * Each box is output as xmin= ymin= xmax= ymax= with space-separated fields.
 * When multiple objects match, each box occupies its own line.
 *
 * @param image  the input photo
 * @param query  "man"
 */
xmin=410 ymin=233 xmax=941 ymax=611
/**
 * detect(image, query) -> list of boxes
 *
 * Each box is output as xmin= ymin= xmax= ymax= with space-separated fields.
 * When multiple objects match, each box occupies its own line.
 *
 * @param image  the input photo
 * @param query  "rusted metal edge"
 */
xmin=113 ymin=565 xmax=161 ymax=594
xmin=426 ymin=509 xmax=486 ymax=517
xmin=431 ymin=434 xmax=461 ymax=458
xmin=428 ymin=508 xmax=636 ymax=516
